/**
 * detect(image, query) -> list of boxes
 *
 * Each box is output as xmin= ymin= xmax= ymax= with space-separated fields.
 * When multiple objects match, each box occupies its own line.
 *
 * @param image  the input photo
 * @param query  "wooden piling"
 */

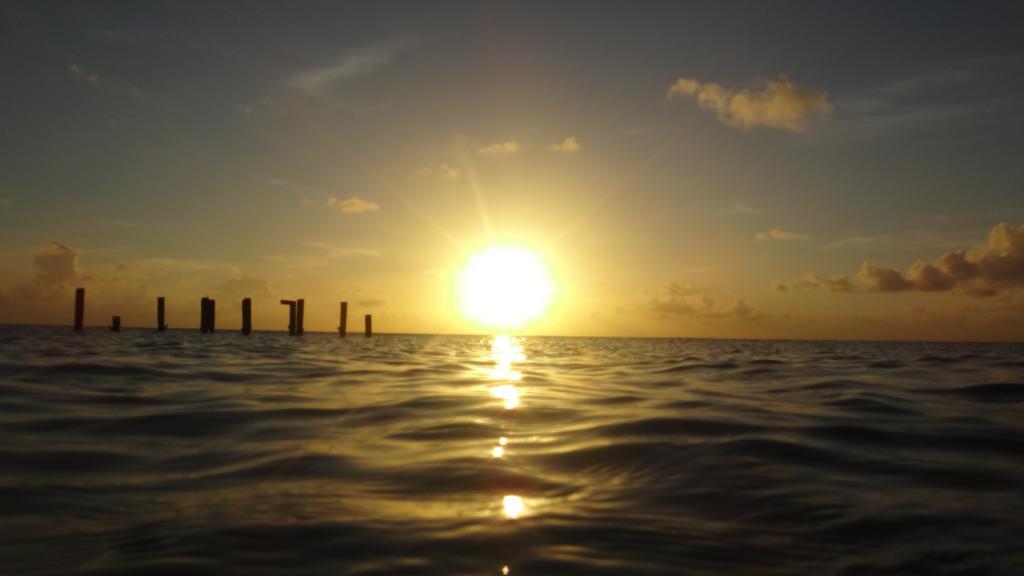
xmin=74 ymin=288 xmax=85 ymax=332
xmin=110 ymin=316 xmax=121 ymax=332
xmin=338 ymin=301 xmax=348 ymax=338
xmin=200 ymin=297 xmax=210 ymax=333
xmin=241 ymin=297 xmax=252 ymax=335
xmin=296 ymin=299 xmax=305 ymax=336
xmin=157 ymin=297 xmax=168 ymax=331
xmin=208 ymin=299 xmax=216 ymax=333
xmin=365 ymin=314 xmax=372 ymax=338
xmin=280 ymin=300 xmax=296 ymax=335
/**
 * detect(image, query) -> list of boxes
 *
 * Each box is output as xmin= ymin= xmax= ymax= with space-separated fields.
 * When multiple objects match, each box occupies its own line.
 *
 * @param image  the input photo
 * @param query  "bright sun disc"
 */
xmin=458 ymin=245 xmax=555 ymax=329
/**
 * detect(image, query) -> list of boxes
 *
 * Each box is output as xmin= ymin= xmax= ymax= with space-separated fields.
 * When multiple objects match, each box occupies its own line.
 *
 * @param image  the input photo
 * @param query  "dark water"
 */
xmin=1 ymin=326 xmax=1023 ymax=575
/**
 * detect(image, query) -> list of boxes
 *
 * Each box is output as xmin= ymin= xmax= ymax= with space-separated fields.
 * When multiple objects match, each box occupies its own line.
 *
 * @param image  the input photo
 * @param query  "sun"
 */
xmin=458 ymin=244 xmax=556 ymax=329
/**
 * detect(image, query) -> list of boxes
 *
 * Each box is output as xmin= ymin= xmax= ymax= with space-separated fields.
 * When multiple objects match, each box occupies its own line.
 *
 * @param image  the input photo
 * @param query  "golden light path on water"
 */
xmin=485 ymin=335 xmax=528 ymax=575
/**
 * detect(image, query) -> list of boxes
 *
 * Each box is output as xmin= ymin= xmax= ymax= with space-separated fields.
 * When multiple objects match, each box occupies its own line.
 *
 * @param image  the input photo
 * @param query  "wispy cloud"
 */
xmin=721 ymin=201 xmax=759 ymax=215
xmin=68 ymin=63 xmax=99 ymax=85
xmin=419 ymin=163 xmax=461 ymax=180
xmin=826 ymin=63 xmax=1021 ymax=138
xmin=67 ymin=62 xmax=145 ymax=100
xmin=92 ymin=218 xmax=140 ymax=229
xmin=824 ymin=230 xmax=974 ymax=252
xmin=547 ymin=136 xmax=580 ymax=154
xmin=477 ymin=141 xmax=521 ymax=157
xmin=326 ymin=195 xmax=380 ymax=214
xmin=668 ymin=75 xmax=832 ymax=132
xmin=289 ymin=36 xmax=420 ymax=93
xmin=756 ymin=227 xmax=809 ymax=241
xmin=299 ymin=241 xmax=380 ymax=258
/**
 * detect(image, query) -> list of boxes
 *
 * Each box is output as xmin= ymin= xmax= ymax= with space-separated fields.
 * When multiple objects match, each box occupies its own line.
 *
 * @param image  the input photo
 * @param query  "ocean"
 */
xmin=1 ymin=326 xmax=1022 ymax=575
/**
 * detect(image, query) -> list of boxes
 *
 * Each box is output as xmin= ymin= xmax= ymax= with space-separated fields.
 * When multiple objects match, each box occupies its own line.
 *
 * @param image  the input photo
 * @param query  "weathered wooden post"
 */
xmin=338 ymin=301 xmax=348 ymax=338
xmin=200 ymin=297 xmax=210 ymax=333
xmin=296 ymin=299 xmax=305 ymax=336
xmin=110 ymin=316 xmax=121 ymax=332
xmin=241 ymin=297 xmax=252 ymax=335
xmin=73 ymin=288 xmax=85 ymax=331
xmin=157 ymin=297 xmax=168 ymax=331
xmin=364 ymin=314 xmax=372 ymax=338
xmin=280 ymin=300 xmax=296 ymax=335
xmin=208 ymin=299 xmax=216 ymax=333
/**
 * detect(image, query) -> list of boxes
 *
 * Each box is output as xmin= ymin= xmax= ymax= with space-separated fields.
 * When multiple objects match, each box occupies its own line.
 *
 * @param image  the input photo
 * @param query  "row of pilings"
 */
xmin=71 ymin=288 xmax=372 ymax=337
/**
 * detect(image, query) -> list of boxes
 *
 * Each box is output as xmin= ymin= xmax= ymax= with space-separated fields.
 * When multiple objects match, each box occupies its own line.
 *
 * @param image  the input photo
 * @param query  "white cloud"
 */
xmin=289 ymin=36 xmax=419 ymax=93
xmin=547 ymin=136 xmax=580 ymax=153
xmin=326 ymin=195 xmax=380 ymax=214
xmin=668 ymin=75 xmax=832 ymax=132
xmin=477 ymin=141 xmax=521 ymax=157
xmin=756 ymin=227 xmax=809 ymax=241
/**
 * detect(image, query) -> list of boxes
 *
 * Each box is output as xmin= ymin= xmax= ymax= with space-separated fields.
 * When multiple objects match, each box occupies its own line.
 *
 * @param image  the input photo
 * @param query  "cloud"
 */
xmin=667 ymin=75 xmax=832 ymax=132
xmin=33 ymin=242 xmax=80 ymax=286
xmin=647 ymin=282 xmax=761 ymax=320
xmin=477 ymin=141 xmax=521 ymax=157
xmin=0 ymin=198 xmax=10 ymax=209
xmin=756 ymin=227 xmax=809 ymax=241
xmin=856 ymin=262 xmax=915 ymax=292
xmin=721 ymin=202 xmax=759 ymax=215
xmin=547 ymin=136 xmax=580 ymax=153
xmin=215 ymin=275 xmax=275 ymax=302
xmin=68 ymin=63 xmax=99 ymax=85
xmin=796 ymin=273 xmax=853 ymax=292
xmin=421 ymin=161 xmax=462 ymax=179
xmin=290 ymin=36 xmax=419 ymax=92
xmin=5 ymin=242 xmax=83 ymax=303
xmin=326 ymin=195 xmax=380 ymax=214
xmin=298 ymin=242 xmax=380 ymax=259
xmin=825 ymin=65 xmax=1009 ymax=138
xmin=797 ymin=223 xmax=1024 ymax=297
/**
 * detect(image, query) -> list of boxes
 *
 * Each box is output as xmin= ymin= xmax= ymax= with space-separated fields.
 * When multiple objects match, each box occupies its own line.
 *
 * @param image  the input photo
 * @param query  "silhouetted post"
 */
xmin=157 ymin=297 xmax=168 ymax=331
xmin=73 ymin=288 xmax=85 ymax=332
xmin=364 ymin=314 xmax=372 ymax=338
xmin=110 ymin=316 xmax=121 ymax=332
xmin=280 ymin=300 xmax=296 ymax=335
xmin=241 ymin=298 xmax=252 ymax=335
xmin=296 ymin=299 xmax=305 ymax=336
xmin=338 ymin=301 xmax=348 ymax=338
xmin=200 ymin=297 xmax=210 ymax=333
xmin=208 ymin=299 xmax=216 ymax=333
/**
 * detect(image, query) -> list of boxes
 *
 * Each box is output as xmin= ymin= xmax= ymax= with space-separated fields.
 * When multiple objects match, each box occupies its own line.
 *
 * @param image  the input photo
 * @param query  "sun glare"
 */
xmin=458 ymin=245 xmax=555 ymax=329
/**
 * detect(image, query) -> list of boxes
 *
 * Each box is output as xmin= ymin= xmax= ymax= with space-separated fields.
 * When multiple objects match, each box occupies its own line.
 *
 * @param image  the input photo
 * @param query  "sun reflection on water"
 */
xmin=489 ymin=335 xmax=524 ymax=410
xmin=490 ymin=385 xmax=520 ymax=409
xmin=489 ymin=334 xmax=524 ymax=381
xmin=502 ymin=495 xmax=525 ymax=519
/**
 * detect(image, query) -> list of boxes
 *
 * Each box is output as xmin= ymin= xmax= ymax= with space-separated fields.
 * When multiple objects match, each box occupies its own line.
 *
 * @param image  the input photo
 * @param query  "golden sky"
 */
xmin=1 ymin=3 xmax=1023 ymax=341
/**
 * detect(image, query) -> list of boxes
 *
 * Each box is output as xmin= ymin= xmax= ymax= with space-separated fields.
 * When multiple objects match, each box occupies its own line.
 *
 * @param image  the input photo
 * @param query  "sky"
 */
xmin=1 ymin=1 xmax=1023 ymax=341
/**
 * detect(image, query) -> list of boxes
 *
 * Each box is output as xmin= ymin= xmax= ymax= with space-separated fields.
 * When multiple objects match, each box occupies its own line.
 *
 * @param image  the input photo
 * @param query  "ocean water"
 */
xmin=1 ymin=326 xmax=1022 ymax=575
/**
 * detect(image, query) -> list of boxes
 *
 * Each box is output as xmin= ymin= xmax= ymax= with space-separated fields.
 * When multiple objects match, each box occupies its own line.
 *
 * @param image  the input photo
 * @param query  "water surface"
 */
xmin=1 ymin=326 xmax=1022 ymax=574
